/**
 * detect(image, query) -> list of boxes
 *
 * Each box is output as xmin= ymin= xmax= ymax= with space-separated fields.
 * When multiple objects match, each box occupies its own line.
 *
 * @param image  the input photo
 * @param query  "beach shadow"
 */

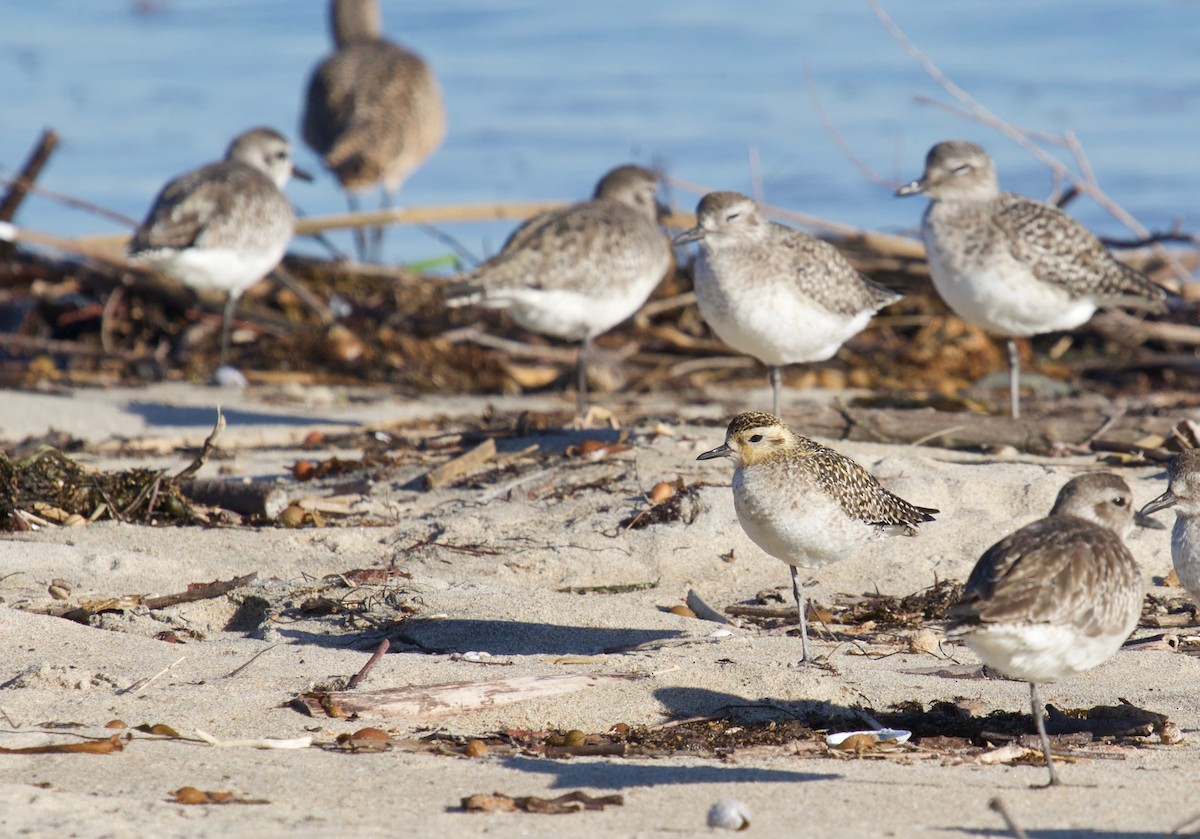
xmin=124 ymin=401 xmax=358 ymax=430
xmin=277 ymin=618 xmax=684 ymax=656
xmin=653 ymin=685 xmax=854 ymax=724
xmin=498 ymin=754 xmax=837 ymax=789
xmin=950 ymin=831 xmax=1173 ymax=839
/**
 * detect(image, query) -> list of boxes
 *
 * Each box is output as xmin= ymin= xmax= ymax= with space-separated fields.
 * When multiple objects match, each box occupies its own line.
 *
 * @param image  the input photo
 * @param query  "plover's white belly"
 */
xmin=923 ymin=232 xmax=1096 ymax=337
xmin=732 ymin=467 xmax=872 ymax=568
xmin=694 ymin=260 xmax=871 ymax=367
xmin=1171 ymin=515 xmax=1200 ymax=603
xmin=498 ymin=263 xmax=665 ymax=342
xmin=133 ymin=244 xmax=285 ymax=298
xmin=962 ymin=622 xmax=1132 ymax=684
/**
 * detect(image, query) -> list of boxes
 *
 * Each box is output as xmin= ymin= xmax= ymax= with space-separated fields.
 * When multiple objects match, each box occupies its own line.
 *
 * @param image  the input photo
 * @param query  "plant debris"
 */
xmin=461 ymin=791 xmax=624 ymax=814
xmin=0 ymin=447 xmax=195 ymax=531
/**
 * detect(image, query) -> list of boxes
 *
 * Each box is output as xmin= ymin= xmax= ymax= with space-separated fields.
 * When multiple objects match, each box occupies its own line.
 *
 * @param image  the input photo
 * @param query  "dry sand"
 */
xmin=0 ymin=381 xmax=1196 ymax=838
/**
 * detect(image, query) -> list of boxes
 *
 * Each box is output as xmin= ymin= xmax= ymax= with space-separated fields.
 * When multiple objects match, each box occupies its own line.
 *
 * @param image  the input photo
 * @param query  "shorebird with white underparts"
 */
xmin=676 ymin=192 xmax=900 ymax=416
xmin=946 ymin=472 xmax=1149 ymax=786
xmin=897 ymin=140 xmax=1166 ymax=418
xmin=1139 ymin=448 xmax=1200 ymax=610
xmin=446 ymin=164 xmax=672 ymax=415
xmin=697 ymin=411 xmax=937 ymax=663
xmin=128 ymin=127 xmax=310 ymax=369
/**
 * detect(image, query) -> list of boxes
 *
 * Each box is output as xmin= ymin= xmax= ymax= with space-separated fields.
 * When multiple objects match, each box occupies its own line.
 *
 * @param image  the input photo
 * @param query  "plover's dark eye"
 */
xmin=952 ymin=164 xmax=972 ymax=175
xmin=726 ymin=212 xmax=740 ymax=222
xmin=1113 ymin=496 xmax=1128 ymax=507
xmin=748 ymin=434 xmax=763 ymax=443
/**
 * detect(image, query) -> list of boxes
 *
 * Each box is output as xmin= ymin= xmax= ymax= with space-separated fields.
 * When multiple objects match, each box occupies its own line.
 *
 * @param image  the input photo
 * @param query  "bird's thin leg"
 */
xmin=370 ymin=186 xmax=395 ymax=263
xmin=791 ymin=566 xmax=813 ymax=663
xmin=576 ymin=337 xmax=592 ymax=417
xmin=218 ymin=292 xmax=240 ymax=369
xmin=1029 ymin=682 xmax=1062 ymax=786
xmin=346 ymin=192 xmax=368 ymax=262
xmin=769 ymin=365 xmax=782 ymax=416
xmin=1007 ymin=338 xmax=1021 ymax=419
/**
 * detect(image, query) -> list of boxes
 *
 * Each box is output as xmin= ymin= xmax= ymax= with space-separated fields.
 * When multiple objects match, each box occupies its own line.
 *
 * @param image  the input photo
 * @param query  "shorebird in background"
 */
xmin=302 ymin=0 xmax=446 ymax=262
xmin=897 ymin=140 xmax=1166 ymax=418
xmin=676 ymin=191 xmax=900 ymax=415
xmin=446 ymin=164 xmax=672 ymax=415
xmin=129 ymin=127 xmax=310 ymax=369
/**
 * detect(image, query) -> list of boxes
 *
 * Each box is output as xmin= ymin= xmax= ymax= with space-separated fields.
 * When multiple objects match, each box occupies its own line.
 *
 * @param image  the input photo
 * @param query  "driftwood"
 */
xmin=422 ymin=438 xmax=497 ymax=490
xmin=295 ymin=673 xmax=642 ymax=721
xmin=179 ymin=479 xmax=289 ymax=520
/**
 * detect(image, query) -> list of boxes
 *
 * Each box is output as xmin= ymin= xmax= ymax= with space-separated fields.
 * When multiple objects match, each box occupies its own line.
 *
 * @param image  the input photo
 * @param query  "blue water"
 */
xmin=1 ymin=1 xmax=1197 ymax=267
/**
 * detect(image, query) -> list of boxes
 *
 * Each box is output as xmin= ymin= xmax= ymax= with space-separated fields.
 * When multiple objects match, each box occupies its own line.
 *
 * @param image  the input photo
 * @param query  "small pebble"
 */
xmin=212 ymin=365 xmax=249 ymax=389
xmin=707 ymin=798 xmax=751 ymax=831
xmin=464 ymin=739 xmax=489 ymax=758
xmin=669 ymin=605 xmax=697 ymax=619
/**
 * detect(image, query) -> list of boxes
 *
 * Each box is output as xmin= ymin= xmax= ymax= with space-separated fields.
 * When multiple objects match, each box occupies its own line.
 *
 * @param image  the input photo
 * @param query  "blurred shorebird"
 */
xmin=128 ymin=127 xmax=310 ymax=369
xmin=302 ymin=0 xmax=446 ymax=261
xmin=897 ymin=140 xmax=1166 ymax=418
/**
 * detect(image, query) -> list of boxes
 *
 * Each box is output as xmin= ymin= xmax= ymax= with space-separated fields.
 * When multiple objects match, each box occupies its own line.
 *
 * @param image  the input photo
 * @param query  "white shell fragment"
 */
xmin=707 ymin=798 xmax=751 ymax=831
xmin=825 ymin=728 xmax=911 ymax=748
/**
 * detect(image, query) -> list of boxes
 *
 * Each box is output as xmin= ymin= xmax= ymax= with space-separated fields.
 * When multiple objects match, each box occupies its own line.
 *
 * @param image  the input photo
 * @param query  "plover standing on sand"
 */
xmin=697 ymin=411 xmax=937 ymax=663
xmin=1139 ymin=448 xmax=1200 ymax=607
xmin=896 ymin=140 xmax=1166 ymax=418
xmin=129 ymin=127 xmax=310 ymax=368
xmin=946 ymin=473 xmax=1146 ymax=786
xmin=446 ymin=164 xmax=672 ymax=415
xmin=676 ymin=192 xmax=900 ymax=416
xmin=302 ymin=0 xmax=446 ymax=261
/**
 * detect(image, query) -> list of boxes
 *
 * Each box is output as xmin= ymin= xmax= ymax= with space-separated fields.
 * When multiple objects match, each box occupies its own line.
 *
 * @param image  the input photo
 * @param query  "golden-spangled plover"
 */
xmin=1140 ymin=448 xmax=1200 ymax=608
xmin=128 ymin=127 xmax=310 ymax=368
xmin=947 ymin=472 xmax=1146 ymax=786
xmin=896 ymin=140 xmax=1166 ymax=419
xmin=697 ymin=411 xmax=937 ymax=663
xmin=446 ymin=164 xmax=672 ymax=414
xmin=302 ymin=0 xmax=446 ymax=261
xmin=676 ymin=191 xmax=901 ymax=415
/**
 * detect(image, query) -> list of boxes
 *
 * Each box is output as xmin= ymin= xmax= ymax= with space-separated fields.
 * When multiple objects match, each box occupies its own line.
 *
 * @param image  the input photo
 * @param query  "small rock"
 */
xmin=707 ymin=798 xmax=751 ymax=831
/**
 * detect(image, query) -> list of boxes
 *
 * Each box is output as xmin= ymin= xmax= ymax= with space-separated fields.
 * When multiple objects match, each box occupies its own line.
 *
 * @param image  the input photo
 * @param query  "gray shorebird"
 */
xmin=697 ymin=411 xmax=937 ymax=662
xmin=676 ymin=192 xmax=900 ymax=415
xmin=896 ymin=140 xmax=1166 ymax=418
xmin=947 ymin=473 xmax=1146 ymax=786
xmin=302 ymin=0 xmax=446 ymax=261
xmin=1139 ymin=448 xmax=1200 ymax=609
xmin=446 ymin=164 xmax=672 ymax=414
xmin=129 ymin=127 xmax=310 ymax=368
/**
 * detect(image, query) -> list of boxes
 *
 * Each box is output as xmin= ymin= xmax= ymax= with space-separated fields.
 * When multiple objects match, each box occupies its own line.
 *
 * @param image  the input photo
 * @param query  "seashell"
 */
xmin=707 ymin=798 xmax=751 ymax=831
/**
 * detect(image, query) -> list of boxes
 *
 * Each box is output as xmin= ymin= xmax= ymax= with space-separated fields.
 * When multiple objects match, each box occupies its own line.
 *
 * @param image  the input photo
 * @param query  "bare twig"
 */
xmin=119 ymin=655 xmax=186 ymax=696
xmin=220 ymin=644 xmax=279 ymax=679
xmin=346 ymin=639 xmax=390 ymax=689
xmin=806 ymin=61 xmax=898 ymax=189
xmin=174 ymin=409 xmax=226 ymax=481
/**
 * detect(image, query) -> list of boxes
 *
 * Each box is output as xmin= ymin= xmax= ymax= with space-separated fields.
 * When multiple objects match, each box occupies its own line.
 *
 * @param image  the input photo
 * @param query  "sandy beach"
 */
xmin=0 ymin=381 xmax=1196 ymax=838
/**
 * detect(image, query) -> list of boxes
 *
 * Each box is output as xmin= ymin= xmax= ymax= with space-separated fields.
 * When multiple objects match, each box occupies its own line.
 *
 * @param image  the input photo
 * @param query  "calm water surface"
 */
xmin=1 ymin=1 xmax=1197 ymax=266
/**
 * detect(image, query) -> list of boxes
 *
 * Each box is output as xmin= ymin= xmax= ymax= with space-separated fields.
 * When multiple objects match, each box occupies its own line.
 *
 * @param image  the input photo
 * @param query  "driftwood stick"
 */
xmin=179 ymin=479 xmax=289 ymax=519
xmin=346 ymin=639 xmax=391 ymax=689
xmin=143 ymin=572 xmax=258 ymax=610
xmin=0 ymin=128 xmax=59 ymax=223
xmin=422 ymin=438 xmax=498 ymax=490
xmin=174 ymin=409 xmax=226 ymax=481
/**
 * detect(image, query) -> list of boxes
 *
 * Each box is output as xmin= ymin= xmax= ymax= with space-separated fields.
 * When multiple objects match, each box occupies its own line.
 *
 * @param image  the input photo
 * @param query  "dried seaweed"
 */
xmin=0 ymin=447 xmax=195 ymax=531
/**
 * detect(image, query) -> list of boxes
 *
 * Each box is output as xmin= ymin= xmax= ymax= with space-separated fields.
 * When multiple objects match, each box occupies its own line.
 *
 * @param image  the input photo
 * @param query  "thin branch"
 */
xmin=806 ymin=61 xmax=898 ymax=189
